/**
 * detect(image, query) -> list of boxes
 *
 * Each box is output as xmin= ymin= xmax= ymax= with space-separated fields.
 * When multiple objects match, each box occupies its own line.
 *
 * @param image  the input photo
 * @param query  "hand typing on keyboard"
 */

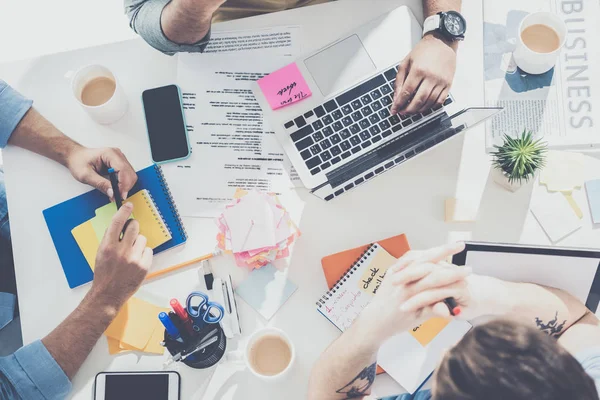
xmin=391 ymin=32 xmax=458 ymax=116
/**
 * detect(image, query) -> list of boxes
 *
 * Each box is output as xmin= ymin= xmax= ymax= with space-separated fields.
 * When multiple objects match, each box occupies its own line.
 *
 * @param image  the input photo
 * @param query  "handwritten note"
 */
xmin=257 ymin=62 xmax=312 ymax=110
xmin=358 ymin=247 xmax=396 ymax=295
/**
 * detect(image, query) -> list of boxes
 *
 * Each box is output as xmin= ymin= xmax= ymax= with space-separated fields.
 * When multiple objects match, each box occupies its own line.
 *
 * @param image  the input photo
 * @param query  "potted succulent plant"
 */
xmin=491 ymin=130 xmax=547 ymax=192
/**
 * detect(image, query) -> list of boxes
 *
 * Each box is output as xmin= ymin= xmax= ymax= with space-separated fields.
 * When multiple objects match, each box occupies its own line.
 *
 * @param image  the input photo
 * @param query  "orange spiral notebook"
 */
xmin=320 ymin=234 xmax=410 ymax=375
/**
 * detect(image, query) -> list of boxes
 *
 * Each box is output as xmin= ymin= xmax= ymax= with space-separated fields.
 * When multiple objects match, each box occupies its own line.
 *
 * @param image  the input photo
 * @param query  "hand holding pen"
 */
xmin=360 ymin=243 xmax=469 ymax=343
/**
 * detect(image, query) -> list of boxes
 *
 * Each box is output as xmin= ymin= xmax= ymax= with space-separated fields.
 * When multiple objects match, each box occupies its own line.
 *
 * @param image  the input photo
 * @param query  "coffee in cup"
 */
xmin=227 ymin=327 xmax=295 ymax=381
xmin=248 ymin=333 xmax=293 ymax=376
xmin=69 ymin=64 xmax=129 ymax=124
xmin=513 ymin=12 xmax=566 ymax=75
xmin=81 ymin=76 xmax=117 ymax=107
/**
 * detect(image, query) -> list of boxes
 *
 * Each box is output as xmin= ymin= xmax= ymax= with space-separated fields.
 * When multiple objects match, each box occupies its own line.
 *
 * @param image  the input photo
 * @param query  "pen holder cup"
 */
xmin=164 ymin=324 xmax=227 ymax=369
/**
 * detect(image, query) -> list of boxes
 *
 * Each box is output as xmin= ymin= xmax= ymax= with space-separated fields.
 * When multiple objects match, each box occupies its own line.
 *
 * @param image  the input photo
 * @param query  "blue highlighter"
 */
xmin=159 ymin=312 xmax=184 ymax=343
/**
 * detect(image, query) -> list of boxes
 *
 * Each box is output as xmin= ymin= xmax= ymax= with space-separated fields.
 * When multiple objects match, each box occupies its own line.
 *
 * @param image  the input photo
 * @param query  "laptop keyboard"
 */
xmin=285 ymin=67 xmax=453 ymax=176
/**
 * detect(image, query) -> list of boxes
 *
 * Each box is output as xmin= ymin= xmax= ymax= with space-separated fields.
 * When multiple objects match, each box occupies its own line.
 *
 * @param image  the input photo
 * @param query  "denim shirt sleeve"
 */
xmin=0 ymin=80 xmax=33 ymax=149
xmin=124 ymin=0 xmax=211 ymax=55
xmin=0 ymin=340 xmax=71 ymax=400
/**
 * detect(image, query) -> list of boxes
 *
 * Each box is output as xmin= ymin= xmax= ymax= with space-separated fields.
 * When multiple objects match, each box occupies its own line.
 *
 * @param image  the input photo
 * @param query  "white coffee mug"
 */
xmin=227 ymin=327 xmax=295 ymax=382
xmin=513 ymin=12 xmax=567 ymax=75
xmin=68 ymin=64 xmax=129 ymax=124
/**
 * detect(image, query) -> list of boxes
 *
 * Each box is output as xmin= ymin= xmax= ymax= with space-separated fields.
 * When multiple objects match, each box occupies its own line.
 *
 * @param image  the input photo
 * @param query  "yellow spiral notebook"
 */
xmin=71 ymin=189 xmax=171 ymax=270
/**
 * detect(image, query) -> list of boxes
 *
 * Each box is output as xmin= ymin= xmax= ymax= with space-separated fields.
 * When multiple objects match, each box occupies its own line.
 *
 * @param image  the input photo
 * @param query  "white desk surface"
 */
xmin=3 ymin=0 xmax=600 ymax=399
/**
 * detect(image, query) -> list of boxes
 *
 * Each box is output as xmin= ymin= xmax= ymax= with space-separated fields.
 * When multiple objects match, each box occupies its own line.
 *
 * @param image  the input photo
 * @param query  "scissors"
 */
xmin=186 ymin=291 xmax=225 ymax=332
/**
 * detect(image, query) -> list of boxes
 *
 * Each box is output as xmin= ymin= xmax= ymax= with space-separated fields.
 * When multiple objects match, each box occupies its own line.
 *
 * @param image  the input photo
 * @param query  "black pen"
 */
xmin=444 ymin=297 xmax=461 ymax=316
xmin=108 ymin=168 xmax=123 ymax=208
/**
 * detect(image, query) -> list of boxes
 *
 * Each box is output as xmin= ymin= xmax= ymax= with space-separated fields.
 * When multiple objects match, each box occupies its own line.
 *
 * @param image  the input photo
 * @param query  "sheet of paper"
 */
xmin=235 ymin=264 xmax=297 ymax=320
xmin=540 ymin=151 xmax=585 ymax=192
xmin=204 ymin=26 xmax=300 ymax=56
xmin=586 ymin=179 xmax=600 ymax=224
xmin=105 ymin=297 xmax=168 ymax=350
xmin=530 ymin=190 xmax=581 ymax=243
xmin=164 ymin=53 xmax=300 ymax=217
xmin=465 ymin=250 xmax=599 ymax=304
xmin=257 ymin=63 xmax=311 ymax=110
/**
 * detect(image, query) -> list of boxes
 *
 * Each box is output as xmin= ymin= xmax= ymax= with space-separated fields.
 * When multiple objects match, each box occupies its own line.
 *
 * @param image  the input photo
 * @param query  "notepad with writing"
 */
xmin=44 ymin=165 xmax=187 ymax=289
xmin=317 ymin=243 xmax=472 ymax=394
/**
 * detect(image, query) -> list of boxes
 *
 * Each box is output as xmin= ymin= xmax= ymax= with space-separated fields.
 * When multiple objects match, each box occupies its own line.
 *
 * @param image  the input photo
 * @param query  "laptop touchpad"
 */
xmin=304 ymin=35 xmax=376 ymax=97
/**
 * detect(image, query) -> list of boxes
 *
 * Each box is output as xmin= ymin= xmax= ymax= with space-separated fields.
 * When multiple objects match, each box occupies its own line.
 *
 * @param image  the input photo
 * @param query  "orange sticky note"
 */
xmin=410 ymin=318 xmax=450 ymax=347
xmin=257 ymin=63 xmax=311 ymax=110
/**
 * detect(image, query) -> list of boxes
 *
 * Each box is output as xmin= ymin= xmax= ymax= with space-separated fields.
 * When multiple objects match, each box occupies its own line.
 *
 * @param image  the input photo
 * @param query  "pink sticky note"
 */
xmin=257 ymin=63 xmax=312 ymax=110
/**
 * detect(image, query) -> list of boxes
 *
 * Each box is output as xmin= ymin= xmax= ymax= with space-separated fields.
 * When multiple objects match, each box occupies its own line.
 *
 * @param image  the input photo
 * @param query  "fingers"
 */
xmin=391 ymin=59 xmax=408 ymax=115
xmin=423 ymin=85 xmax=444 ymax=112
xmin=435 ymin=87 xmax=451 ymax=108
xmin=392 ymin=262 xmax=437 ymax=285
xmin=400 ymin=281 xmax=467 ymax=313
xmin=83 ymin=172 xmax=113 ymax=197
xmin=104 ymin=148 xmax=138 ymax=198
xmin=431 ymin=301 xmax=451 ymax=318
xmin=392 ymin=67 xmax=422 ymax=115
xmin=141 ymin=247 xmax=154 ymax=270
xmin=413 ymin=242 xmax=465 ymax=266
xmin=131 ymin=234 xmax=147 ymax=258
xmin=105 ymin=202 xmax=134 ymax=242
xmin=401 ymin=266 xmax=471 ymax=297
xmin=122 ymin=220 xmax=141 ymax=247
xmin=403 ymin=81 xmax=434 ymax=115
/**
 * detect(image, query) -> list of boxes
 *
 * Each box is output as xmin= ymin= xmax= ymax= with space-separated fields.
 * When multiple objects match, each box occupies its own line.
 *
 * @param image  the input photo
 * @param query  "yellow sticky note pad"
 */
xmin=127 ymin=190 xmax=171 ymax=248
xmin=359 ymin=246 xmax=397 ymax=295
xmin=105 ymin=297 xmax=168 ymax=350
xmin=410 ymin=318 xmax=450 ymax=347
xmin=71 ymin=220 xmax=99 ymax=271
xmin=144 ymin=320 xmax=168 ymax=355
xmin=540 ymin=151 xmax=585 ymax=192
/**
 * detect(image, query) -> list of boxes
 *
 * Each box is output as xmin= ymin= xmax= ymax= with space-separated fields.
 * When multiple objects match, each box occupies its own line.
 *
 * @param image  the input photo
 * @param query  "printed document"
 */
xmin=165 ymin=54 xmax=298 ymax=217
xmin=164 ymin=26 xmax=301 ymax=217
xmin=483 ymin=0 xmax=599 ymax=150
xmin=205 ymin=26 xmax=300 ymax=56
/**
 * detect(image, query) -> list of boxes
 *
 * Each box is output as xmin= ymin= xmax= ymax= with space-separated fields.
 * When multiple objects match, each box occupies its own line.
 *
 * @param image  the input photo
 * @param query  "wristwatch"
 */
xmin=423 ymin=11 xmax=467 ymax=41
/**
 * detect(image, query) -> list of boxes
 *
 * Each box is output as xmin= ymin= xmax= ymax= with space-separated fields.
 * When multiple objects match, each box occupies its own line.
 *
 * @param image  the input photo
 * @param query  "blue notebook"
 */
xmin=43 ymin=165 xmax=187 ymax=288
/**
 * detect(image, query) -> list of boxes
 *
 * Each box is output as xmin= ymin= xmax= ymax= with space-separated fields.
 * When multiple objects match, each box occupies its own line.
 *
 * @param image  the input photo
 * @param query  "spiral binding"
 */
xmin=155 ymin=165 xmax=188 ymax=241
xmin=316 ymin=243 xmax=379 ymax=308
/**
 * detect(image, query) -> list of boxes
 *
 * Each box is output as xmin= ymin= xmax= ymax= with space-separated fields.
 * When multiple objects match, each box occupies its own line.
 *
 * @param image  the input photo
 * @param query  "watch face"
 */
xmin=443 ymin=12 xmax=466 ymax=37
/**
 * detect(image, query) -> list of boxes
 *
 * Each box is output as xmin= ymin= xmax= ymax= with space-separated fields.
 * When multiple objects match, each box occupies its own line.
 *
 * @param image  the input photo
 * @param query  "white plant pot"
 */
xmin=491 ymin=167 xmax=528 ymax=192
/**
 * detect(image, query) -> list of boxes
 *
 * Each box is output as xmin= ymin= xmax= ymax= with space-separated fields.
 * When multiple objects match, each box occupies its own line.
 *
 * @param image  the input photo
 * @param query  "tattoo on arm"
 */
xmin=336 ymin=362 xmax=376 ymax=399
xmin=535 ymin=311 xmax=567 ymax=337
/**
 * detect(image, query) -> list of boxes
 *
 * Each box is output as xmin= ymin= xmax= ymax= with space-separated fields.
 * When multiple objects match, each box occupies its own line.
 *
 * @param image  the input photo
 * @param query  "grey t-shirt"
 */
xmin=381 ymin=347 xmax=600 ymax=400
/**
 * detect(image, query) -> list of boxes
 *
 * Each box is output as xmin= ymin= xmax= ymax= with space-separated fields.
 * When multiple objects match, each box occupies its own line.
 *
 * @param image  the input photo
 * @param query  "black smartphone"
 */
xmin=94 ymin=371 xmax=180 ymax=400
xmin=142 ymin=84 xmax=191 ymax=164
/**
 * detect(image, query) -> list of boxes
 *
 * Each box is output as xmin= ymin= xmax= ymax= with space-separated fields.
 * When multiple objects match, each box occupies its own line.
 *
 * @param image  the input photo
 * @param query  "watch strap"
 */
xmin=423 ymin=14 xmax=441 ymax=37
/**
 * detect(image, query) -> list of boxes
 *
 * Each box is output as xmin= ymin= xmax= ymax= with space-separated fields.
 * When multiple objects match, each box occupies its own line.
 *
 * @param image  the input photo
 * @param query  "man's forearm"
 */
xmin=161 ymin=0 xmax=222 ymax=45
xmin=41 ymin=289 xmax=121 ymax=379
xmin=8 ymin=108 xmax=81 ymax=167
xmin=308 ymin=314 xmax=380 ymax=400
xmin=481 ymin=277 xmax=588 ymax=337
xmin=423 ymin=0 xmax=461 ymax=16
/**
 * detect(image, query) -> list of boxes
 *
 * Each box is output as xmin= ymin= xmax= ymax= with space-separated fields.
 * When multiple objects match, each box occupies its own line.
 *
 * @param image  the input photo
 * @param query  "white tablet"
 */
xmin=453 ymin=242 xmax=600 ymax=312
xmin=94 ymin=371 xmax=180 ymax=400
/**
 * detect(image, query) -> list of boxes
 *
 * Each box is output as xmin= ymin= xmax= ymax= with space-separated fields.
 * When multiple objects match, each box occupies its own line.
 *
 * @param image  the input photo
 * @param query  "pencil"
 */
xmin=145 ymin=250 xmax=221 ymax=281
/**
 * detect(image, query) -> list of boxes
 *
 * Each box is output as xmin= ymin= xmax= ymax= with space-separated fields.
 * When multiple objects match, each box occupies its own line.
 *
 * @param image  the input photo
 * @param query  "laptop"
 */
xmin=252 ymin=6 xmax=502 ymax=201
